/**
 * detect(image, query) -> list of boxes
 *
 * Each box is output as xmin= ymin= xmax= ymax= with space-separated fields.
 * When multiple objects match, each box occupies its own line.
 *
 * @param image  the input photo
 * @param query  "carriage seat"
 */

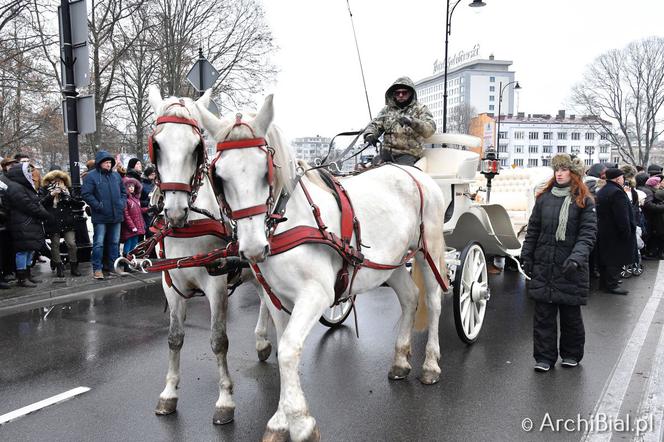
xmin=416 ymin=148 xmax=479 ymax=182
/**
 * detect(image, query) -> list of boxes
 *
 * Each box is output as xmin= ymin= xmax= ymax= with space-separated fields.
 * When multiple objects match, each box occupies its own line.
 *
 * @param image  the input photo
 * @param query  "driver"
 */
xmin=363 ymin=76 xmax=435 ymax=166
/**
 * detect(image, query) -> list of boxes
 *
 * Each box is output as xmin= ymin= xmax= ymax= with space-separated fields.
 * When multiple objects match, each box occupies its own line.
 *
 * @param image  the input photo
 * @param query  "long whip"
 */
xmin=346 ymin=0 xmax=372 ymax=121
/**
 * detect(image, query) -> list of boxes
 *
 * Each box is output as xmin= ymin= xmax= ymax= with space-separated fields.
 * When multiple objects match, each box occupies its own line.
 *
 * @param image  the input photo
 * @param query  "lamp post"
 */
xmin=480 ymin=145 xmax=499 ymax=203
xmin=495 ymin=80 xmax=521 ymax=167
xmin=442 ymin=0 xmax=486 ymax=133
xmin=585 ymin=145 xmax=595 ymax=164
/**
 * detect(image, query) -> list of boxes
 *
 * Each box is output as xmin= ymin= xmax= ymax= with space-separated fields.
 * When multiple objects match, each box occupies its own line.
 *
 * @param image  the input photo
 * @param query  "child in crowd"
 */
xmin=120 ymin=177 xmax=146 ymax=260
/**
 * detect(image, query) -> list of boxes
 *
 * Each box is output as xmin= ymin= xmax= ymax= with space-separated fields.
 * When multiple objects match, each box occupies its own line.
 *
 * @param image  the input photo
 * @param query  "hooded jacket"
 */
xmin=81 ymin=150 xmax=127 ymax=224
xmin=120 ymin=177 xmax=146 ymax=242
xmin=363 ymin=77 xmax=436 ymax=158
xmin=39 ymin=170 xmax=85 ymax=235
xmin=5 ymin=163 xmax=51 ymax=251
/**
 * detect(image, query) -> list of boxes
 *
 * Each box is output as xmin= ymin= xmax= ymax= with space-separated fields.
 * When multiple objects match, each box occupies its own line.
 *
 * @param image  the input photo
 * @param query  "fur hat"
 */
xmin=41 ymin=170 xmax=72 ymax=188
xmin=85 ymin=159 xmax=96 ymax=170
xmin=620 ymin=164 xmax=637 ymax=181
xmin=551 ymin=153 xmax=584 ymax=177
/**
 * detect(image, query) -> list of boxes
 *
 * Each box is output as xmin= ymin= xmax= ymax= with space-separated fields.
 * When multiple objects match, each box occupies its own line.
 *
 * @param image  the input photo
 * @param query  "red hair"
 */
xmin=538 ymin=173 xmax=591 ymax=208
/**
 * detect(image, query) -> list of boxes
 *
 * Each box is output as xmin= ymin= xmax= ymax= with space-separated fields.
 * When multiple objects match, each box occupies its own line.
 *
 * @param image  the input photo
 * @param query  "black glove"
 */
xmin=562 ymin=259 xmax=579 ymax=279
xmin=521 ymin=260 xmax=532 ymax=277
xmin=147 ymin=206 xmax=160 ymax=217
xmin=364 ymin=133 xmax=378 ymax=146
xmin=398 ymin=116 xmax=413 ymax=127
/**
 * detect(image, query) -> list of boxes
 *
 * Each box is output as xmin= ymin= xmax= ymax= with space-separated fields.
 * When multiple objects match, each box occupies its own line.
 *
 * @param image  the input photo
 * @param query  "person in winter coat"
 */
xmin=596 ymin=168 xmax=637 ymax=294
xmin=648 ymin=164 xmax=663 ymax=177
xmin=649 ymin=189 xmax=664 ymax=257
xmin=639 ymin=175 xmax=664 ymax=259
xmin=140 ymin=166 xmax=157 ymax=233
xmin=120 ymin=177 xmax=146 ymax=256
xmin=39 ymin=170 xmax=84 ymax=277
xmin=126 ymin=158 xmax=142 ymax=181
xmin=81 ymin=150 xmax=127 ymax=280
xmin=583 ymin=163 xmax=607 ymax=198
xmin=4 ymin=163 xmax=52 ymax=287
xmin=521 ymin=154 xmax=597 ymax=372
xmin=363 ymin=76 xmax=436 ymax=166
xmin=0 ymin=173 xmax=11 ymax=289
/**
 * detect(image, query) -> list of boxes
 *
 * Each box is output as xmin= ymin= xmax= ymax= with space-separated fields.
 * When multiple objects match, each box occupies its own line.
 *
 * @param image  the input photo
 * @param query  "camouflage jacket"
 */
xmin=363 ymin=77 xmax=436 ymax=158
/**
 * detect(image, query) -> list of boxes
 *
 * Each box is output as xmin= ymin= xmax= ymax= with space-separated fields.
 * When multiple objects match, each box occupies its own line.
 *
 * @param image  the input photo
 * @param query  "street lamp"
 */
xmin=480 ymin=145 xmax=499 ymax=203
xmin=442 ymin=0 xmax=486 ymax=133
xmin=585 ymin=145 xmax=595 ymax=165
xmin=495 ymin=80 xmax=521 ymax=160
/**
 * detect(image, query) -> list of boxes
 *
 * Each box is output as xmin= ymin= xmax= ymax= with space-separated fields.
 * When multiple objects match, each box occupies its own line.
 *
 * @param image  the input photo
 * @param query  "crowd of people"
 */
xmin=0 ymin=152 xmax=158 ymax=287
xmin=522 ymin=155 xmax=664 ymax=372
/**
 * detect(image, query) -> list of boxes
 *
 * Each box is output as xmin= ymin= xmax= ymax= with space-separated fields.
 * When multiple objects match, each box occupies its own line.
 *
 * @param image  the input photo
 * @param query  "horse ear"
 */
xmin=196 ymin=89 xmax=212 ymax=110
xmin=195 ymin=98 xmax=225 ymax=140
xmin=252 ymin=94 xmax=274 ymax=137
xmin=147 ymin=85 xmax=163 ymax=114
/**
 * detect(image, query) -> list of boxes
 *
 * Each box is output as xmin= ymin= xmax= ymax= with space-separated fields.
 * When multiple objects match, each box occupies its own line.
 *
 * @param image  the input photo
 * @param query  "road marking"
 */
xmin=637 ymin=306 xmax=664 ymax=442
xmin=0 ymin=386 xmax=91 ymax=425
xmin=583 ymin=261 xmax=664 ymax=441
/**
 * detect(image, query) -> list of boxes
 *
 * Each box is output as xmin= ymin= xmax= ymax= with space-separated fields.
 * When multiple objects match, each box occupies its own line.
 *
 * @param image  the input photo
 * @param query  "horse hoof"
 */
xmin=261 ymin=428 xmax=289 ymax=442
xmin=155 ymin=397 xmax=178 ymax=415
xmin=388 ymin=365 xmax=411 ymax=380
xmin=212 ymin=406 xmax=235 ymax=425
xmin=257 ymin=343 xmax=272 ymax=362
xmin=301 ymin=424 xmax=321 ymax=442
xmin=419 ymin=369 xmax=440 ymax=385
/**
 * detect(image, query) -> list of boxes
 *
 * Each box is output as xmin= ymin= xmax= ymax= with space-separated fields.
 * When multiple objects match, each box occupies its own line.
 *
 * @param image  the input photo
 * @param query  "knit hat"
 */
xmin=550 ymin=153 xmax=584 ymax=177
xmin=646 ymin=176 xmax=662 ymax=187
xmin=619 ymin=164 xmax=637 ymax=180
xmin=605 ymin=168 xmax=624 ymax=180
xmin=143 ymin=166 xmax=156 ymax=177
xmin=647 ymin=164 xmax=663 ymax=176
xmin=127 ymin=158 xmax=140 ymax=170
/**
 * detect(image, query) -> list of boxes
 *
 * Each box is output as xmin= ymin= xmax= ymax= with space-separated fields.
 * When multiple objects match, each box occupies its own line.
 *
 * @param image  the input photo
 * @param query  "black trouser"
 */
xmin=533 ymin=302 xmax=585 ymax=364
xmin=599 ymin=264 xmax=621 ymax=289
xmin=379 ymin=150 xmax=419 ymax=166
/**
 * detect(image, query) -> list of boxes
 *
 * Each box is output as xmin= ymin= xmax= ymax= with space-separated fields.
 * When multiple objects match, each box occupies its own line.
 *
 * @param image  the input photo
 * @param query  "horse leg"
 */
xmin=207 ymin=277 xmax=235 ymax=425
xmin=155 ymin=286 xmax=187 ymax=415
xmin=386 ymin=266 xmax=419 ymax=380
xmin=414 ymin=253 xmax=443 ymax=385
xmin=264 ymin=291 xmax=326 ymax=442
xmin=252 ymin=278 xmax=273 ymax=361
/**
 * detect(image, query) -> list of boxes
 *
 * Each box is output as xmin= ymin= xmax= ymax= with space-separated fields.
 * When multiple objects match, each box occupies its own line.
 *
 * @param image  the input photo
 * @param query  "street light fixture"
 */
xmin=495 ymin=80 xmax=521 ymax=160
xmin=442 ymin=0 xmax=486 ymax=133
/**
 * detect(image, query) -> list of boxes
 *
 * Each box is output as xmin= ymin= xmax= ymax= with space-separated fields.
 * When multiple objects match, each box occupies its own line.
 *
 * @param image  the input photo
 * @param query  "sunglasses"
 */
xmin=393 ymin=89 xmax=411 ymax=97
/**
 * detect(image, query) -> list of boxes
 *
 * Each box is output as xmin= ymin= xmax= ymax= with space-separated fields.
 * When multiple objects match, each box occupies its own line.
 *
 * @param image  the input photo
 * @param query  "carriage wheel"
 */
xmin=319 ymin=297 xmax=354 ymax=328
xmin=453 ymin=242 xmax=489 ymax=344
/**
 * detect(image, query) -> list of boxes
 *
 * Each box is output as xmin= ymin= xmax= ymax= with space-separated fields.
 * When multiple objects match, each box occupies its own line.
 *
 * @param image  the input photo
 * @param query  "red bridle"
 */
xmin=147 ymin=101 xmax=208 ymax=200
xmin=211 ymin=114 xmax=275 ymax=221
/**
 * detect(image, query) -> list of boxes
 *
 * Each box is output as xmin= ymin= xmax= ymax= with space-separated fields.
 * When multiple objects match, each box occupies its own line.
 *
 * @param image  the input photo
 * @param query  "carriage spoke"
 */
xmin=460 ymin=291 xmax=470 ymax=304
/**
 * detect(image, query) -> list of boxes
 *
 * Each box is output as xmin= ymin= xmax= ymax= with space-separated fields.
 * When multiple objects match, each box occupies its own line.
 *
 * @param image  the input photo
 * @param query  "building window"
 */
xmin=528 ymin=132 xmax=539 ymax=140
xmin=514 ymin=131 xmax=524 ymax=140
xmin=489 ymin=95 xmax=495 ymax=101
xmin=600 ymin=132 xmax=608 ymax=140
xmin=529 ymin=145 xmax=538 ymax=153
xmin=514 ymin=145 xmax=524 ymax=153
xmin=489 ymin=105 xmax=494 ymax=110
xmin=571 ymin=146 xmax=581 ymax=155
xmin=543 ymin=132 xmax=553 ymax=140
xmin=514 ymin=159 xmax=524 ymax=167
xmin=585 ymin=132 xmax=595 ymax=140
xmin=558 ymin=132 xmax=567 ymax=140
xmin=490 ymin=76 xmax=495 ymax=82
xmin=542 ymin=159 xmax=550 ymax=166
xmin=585 ymin=159 xmax=593 ymax=166
xmin=571 ymin=132 xmax=580 ymax=140
xmin=528 ymin=159 xmax=538 ymax=167
xmin=557 ymin=145 xmax=567 ymax=153
xmin=500 ymin=159 xmax=509 ymax=167
xmin=498 ymin=144 xmax=508 ymax=153
xmin=543 ymin=146 xmax=552 ymax=153
xmin=490 ymin=86 xmax=495 ymax=92
xmin=599 ymin=146 xmax=608 ymax=154
xmin=498 ymin=131 xmax=507 ymax=139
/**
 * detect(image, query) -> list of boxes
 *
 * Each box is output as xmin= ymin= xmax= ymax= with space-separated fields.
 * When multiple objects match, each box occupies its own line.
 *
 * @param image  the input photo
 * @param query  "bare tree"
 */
xmin=448 ymin=103 xmax=477 ymax=134
xmin=572 ymin=37 xmax=664 ymax=167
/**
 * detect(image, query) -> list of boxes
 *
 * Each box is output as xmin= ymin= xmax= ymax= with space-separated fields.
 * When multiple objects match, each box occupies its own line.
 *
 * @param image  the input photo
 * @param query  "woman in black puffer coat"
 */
xmin=5 ymin=163 xmax=52 ymax=287
xmin=521 ymin=154 xmax=597 ymax=372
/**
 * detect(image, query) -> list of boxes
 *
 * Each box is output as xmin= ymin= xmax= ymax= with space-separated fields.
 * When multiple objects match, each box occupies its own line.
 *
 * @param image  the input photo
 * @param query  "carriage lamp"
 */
xmin=480 ymin=146 xmax=500 ymax=203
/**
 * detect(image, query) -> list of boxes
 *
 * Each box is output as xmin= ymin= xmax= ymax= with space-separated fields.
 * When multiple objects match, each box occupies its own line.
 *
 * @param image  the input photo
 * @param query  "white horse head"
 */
xmin=147 ymin=85 xmax=209 ymax=227
xmin=197 ymin=94 xmax=294 ymax=263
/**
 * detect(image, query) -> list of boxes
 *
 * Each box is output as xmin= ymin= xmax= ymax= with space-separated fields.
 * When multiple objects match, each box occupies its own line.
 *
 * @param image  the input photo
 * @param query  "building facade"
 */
xmin=292 ymin=136 xmax=332 ymax=164
xmin=415 ymin=53 xmax=517 ymax=133
xmin=484 ymin=111 xmax=612 ymax=168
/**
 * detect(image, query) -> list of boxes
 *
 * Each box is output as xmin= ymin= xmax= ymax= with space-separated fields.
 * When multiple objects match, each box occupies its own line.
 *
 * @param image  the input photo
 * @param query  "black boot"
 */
xmin=56 ymin=262 xmax=65 ymax=278
xmin=70 ymin=262 xmax=81 ymax=277
xmin=26 ymin=268 xmax=42 ymax=284
xmin=0 ymin=280 xmax=9 ymax=289
xmin=17 ymin=270 xmax=37 ymax=287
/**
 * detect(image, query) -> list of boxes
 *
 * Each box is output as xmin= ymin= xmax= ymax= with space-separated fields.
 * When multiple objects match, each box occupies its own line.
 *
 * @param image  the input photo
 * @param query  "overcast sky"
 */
xmin=256 ymin=0 xmax=663 ymax=142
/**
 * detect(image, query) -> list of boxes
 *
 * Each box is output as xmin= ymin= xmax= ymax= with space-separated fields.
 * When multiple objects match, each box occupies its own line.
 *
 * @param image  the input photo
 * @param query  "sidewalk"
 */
xmin=0 ymin=261 xmax=162 ymax=317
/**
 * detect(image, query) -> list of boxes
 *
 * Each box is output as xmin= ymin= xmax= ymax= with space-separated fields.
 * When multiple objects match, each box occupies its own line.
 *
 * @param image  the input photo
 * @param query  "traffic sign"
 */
xmin=58 ymin=0 xmax=90 ymax=88
xmin=187 ymin=58 xmax=219 ymax=92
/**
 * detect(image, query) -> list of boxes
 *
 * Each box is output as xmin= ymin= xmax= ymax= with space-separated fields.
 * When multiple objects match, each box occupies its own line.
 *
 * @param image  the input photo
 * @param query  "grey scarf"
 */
xmin=551 ymin=185 xmax=572 ymax=241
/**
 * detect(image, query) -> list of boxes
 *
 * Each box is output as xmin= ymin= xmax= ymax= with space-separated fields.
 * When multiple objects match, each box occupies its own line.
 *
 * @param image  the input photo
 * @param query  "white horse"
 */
xmin=196 ymin=92 xmax=447 ymax=442
xmin=145 ymin=86 xmax=273 ymax=425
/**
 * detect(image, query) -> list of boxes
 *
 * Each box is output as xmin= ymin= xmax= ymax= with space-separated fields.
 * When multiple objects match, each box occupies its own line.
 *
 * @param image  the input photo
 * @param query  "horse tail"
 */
xmin=412 ymin=258 xmax=428 ymax=331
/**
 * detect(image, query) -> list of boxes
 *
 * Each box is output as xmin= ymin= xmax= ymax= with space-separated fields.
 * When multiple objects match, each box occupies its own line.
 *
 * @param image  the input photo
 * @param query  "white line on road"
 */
xmin=583 ymin=261 xmax=664 ymax=442
xmin=0 ymin=386 xmax=91 ymax=425
xmin=637 ymin=303 xmax=664 ymax=442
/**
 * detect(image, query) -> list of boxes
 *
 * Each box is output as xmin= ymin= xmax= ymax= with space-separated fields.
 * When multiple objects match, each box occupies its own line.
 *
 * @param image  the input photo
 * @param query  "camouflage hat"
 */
xmin=551 ymin=153 xmax=584 ymax=177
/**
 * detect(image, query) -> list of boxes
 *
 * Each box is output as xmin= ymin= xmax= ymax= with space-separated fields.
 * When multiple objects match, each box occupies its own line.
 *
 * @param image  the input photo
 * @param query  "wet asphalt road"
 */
xmin=1 ymin=262 xmax=663 ymax=442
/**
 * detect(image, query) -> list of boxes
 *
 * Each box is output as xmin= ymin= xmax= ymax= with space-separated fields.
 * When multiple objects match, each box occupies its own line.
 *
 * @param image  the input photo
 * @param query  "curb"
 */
xmin=0 ymin=274 xmax=162 ymax=318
